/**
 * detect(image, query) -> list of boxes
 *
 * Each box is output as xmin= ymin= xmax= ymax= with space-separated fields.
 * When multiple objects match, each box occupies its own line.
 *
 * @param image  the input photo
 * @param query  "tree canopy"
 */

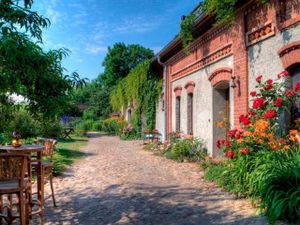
xmin=99 ymin=42 xmax=154 ymax=88
xmin=0 ymin=0 xmax=86 ymax=118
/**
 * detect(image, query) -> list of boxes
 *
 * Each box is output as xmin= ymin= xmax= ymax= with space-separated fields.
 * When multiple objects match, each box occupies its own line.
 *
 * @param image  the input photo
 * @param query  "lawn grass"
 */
xmin=52 ymin=135 xmax=88 ymax=175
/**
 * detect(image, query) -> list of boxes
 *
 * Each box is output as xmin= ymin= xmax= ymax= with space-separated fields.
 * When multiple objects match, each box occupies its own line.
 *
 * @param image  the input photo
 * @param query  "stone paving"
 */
xmin=42 ymin=134 xmax=267 ymax=225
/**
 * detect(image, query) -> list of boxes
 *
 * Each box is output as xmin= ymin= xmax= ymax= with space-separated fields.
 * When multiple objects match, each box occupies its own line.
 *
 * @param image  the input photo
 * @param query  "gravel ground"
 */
xmin=42 ymin=134 xmax=267 ymax=225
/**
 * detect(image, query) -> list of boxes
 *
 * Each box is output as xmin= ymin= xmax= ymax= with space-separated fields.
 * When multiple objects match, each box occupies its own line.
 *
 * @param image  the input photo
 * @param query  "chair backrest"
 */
xmin=0 ymin=153 xmax=28 ymax=187
xmin=43 ymin=139 xmax=57 ymax=160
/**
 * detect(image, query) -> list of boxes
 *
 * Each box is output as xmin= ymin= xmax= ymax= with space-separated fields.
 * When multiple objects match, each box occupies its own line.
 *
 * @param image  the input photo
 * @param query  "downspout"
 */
xmin=157 ymin=55 xmax=167 ymax=142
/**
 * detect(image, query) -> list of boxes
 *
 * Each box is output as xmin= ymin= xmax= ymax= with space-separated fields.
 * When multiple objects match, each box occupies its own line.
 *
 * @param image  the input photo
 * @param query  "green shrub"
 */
xmin=165 ymin=138 xmax=206 ymax=162
xmin=82 ymin=108 xmax=97 ymax=121
xmin=92 ymin=120 xmax=103 ymax=131
xmin=39 ymin=119 xmax=62 ymax=138
xmin=75 ymin=119 xmax=94 ymax=136
xmin=7 ymin=110 xmax=39 ymax=139
xmin=102 ymin=117 xmax=126 ymax=135
xmin=204 ymin=149 xmax=300 ymax=224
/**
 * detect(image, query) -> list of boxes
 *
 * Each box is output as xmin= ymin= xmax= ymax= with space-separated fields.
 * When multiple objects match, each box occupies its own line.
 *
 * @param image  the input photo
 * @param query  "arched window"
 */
xmin=175 ymin=96 xmax=181 ymax=132
xmin=187 ymin=93 xmax=193 ymax=135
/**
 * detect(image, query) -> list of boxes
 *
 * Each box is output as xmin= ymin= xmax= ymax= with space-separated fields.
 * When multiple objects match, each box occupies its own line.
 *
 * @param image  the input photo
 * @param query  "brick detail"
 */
xmin=184 ymin=81 xmax=196 ymax=94
xmin=246 ymin=22 xmax=275 ymax=46
xmin=173 ymin=86 xmax=183 ymax=97
xmin=170 ymin=44 xmax=232 ymax=81
xmin=278 ymin=41 xmax=300 ymax=69
xmin=232 ymin=12 xmax=249 ymax=127
xmin=209 ymin=67 xmax=232 ymax=87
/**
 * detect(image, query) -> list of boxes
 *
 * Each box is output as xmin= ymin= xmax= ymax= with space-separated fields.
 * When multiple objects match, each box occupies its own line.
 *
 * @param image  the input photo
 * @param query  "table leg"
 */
xmin=37 ymin=151 xmax=44 ymax=219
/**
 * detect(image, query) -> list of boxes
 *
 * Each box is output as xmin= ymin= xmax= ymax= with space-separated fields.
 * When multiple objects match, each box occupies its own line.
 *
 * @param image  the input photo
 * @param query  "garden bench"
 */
xmin=143 ymin=131 xmax=162 ymax=144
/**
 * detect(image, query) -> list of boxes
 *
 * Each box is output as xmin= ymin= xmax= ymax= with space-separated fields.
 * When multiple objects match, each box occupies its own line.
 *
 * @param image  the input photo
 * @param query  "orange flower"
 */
xmin=283 ymin=145 xmax=289 ymax=151
xmin=289 ymin=129 xmax=298 ymax=142
xmin=237 ymin=138 xmax=243 ymax=144
xmin=243 ymin=131 xmax=252 ymax=137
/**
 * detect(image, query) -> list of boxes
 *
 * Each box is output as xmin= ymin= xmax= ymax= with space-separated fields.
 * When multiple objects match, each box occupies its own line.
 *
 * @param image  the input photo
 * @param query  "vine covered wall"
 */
xmin=110 ymin=60 xmax=162 ymax=134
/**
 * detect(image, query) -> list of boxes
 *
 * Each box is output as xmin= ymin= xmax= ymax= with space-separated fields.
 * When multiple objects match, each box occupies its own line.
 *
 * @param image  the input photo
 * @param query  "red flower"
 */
xmin=248 ymin=111 xmax=255 ymax=116
xmin=256 ymin=75 xmax=263 ymax=83
xmin=285 ymin=90 xmax=296 ymax=98
xmin=225 ymin=150 xmax=229 ymax=157
xmin=274 ymin=97 xmax=283 ymax=107
xmin=225 ymin=140 xmax=231 ymax=148
xmin=228 ymin=150 xmax=235 ymax=159
xmin=264 ymin=109 xmax=276 ymax=119
xmin=239 ymin=149 xmax=244 ymax=156
xmin=243 ymin=147 xmax=249 ymax=155
xmin=239 ymin=114 xmax=250 ymax=126
xmin=277 ymin=71 xmax=289 ymax=78
xmin=228 ymin=129 xmax=237 ymax=138
xmin=264 ymin=79 xmax=273 ymax=90
xmin=253 ymin=97 xmax=265 ymax=109
xmin=250 ymin=91 xmax=257 ymax=97
xmin=295 ymin=82 xmax=300 ymax=92
xmin=216 ymin=140 xmax=221 ymax=149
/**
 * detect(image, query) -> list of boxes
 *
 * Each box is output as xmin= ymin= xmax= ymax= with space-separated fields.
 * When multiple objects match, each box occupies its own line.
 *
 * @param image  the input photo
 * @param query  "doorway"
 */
xmin=212 ymin=83 xmax=230 ymax=157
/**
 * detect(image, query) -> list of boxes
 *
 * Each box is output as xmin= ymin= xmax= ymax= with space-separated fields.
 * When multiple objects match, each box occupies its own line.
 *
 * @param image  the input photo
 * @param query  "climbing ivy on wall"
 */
xmin=110 ymin=60 xmax=162 ymax=134
xmin=180 ymin=0 xmax=269 ymax=53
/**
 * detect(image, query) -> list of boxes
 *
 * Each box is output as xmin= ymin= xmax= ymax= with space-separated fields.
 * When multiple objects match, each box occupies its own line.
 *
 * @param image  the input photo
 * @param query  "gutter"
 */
xmin=157 ymin=55 xmax=167 ymax=142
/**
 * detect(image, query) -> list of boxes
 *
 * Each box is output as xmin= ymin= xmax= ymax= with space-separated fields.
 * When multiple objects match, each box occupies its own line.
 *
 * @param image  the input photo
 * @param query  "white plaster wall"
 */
xmin=171 ymin=56 xmax=233 ymax=156
xmin=248 ymin=24 xmax=300 ymax=96
xmin=155 ymin=99 xmax=166 ymax=141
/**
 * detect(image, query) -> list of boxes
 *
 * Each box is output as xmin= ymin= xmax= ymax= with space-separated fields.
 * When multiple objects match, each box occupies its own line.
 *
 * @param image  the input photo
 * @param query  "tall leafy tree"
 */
xmin=99 ymin=42 xmax=154 ymax=88
xmin=0 ymin=0 xmax=86 ymax=118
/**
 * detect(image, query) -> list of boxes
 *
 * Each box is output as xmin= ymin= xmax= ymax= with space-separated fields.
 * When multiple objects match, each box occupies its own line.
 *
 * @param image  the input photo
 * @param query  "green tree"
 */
xmin=99 ymin=42 xmax=154 ymax=87
xmin=0 ymin=0 xmax=86 ymax=118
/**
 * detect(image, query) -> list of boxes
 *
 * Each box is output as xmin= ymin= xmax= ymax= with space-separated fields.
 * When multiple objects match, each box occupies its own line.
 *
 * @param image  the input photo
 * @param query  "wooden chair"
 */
xmin=0 ymin=153 xmax=31 ymax=225
xmin=32 ymin=138 xmax=57 ymax=207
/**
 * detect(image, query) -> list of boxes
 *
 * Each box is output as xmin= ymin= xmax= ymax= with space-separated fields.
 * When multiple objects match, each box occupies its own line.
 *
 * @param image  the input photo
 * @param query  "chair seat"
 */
xmin=0 ymin=179 xmax=30 ymax=194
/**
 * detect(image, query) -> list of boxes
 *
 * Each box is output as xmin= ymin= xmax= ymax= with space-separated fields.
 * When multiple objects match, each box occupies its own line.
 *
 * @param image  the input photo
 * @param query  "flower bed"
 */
xmin=209 ymin=71 xmax=300 ymax=224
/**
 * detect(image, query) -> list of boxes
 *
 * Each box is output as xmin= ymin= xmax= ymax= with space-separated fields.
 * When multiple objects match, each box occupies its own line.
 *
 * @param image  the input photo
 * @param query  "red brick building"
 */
xmin=152 ymin=0 xmax=300 ymax=156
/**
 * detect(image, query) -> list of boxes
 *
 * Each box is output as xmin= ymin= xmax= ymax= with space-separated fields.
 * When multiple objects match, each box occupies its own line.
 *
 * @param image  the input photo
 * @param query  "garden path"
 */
xmin=43 ymin=134 xmax=267 ymax=225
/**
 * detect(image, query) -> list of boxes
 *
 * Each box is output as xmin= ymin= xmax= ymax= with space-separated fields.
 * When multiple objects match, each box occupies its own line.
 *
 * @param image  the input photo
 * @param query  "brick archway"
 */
xmin=184 ymin=81 xmax=195 ymax=94
xmin=278 ymin=41 xmax=300 ymax=70
xmin=208 ymin=67 xmax=232 ymax=87
xmin=173 ymin=86 xmax=182 ymax=97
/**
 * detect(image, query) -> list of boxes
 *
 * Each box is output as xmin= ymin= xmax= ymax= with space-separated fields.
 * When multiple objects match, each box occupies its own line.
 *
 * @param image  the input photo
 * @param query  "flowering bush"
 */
xmin=218 ymin=71 xmax=298 ymax=158
xmin=213 ymin=71 xmax=300 ymax=224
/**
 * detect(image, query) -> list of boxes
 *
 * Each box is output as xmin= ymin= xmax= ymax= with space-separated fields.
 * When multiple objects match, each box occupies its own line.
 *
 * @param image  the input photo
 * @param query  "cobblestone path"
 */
xmin=43 ymin=134 xmax=267 ymax=225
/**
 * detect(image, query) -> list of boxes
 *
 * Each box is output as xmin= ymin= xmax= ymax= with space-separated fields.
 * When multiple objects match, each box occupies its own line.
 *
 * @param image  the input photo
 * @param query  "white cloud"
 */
xmin=85 ymin=44 xmax=107 ymax=55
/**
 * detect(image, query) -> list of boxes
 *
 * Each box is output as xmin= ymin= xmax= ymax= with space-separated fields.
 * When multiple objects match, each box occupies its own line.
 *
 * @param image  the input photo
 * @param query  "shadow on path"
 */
xmin=44 ymin=184 xmax=266 ymax=225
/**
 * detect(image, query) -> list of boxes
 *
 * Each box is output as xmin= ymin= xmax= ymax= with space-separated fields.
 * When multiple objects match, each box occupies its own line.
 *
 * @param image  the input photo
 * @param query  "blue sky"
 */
xmin=33 ymin=0 xmax=200 ymax=80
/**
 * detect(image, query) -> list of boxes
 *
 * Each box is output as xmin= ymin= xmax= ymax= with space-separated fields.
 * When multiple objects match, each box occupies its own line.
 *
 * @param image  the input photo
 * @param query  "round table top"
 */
xmin=0 ymin=144 xmax=44 ymax=152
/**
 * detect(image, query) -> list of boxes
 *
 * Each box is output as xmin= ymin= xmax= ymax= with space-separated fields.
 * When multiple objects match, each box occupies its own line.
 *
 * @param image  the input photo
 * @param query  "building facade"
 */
xmin=152 ymin=0 xmax=300 ymax=156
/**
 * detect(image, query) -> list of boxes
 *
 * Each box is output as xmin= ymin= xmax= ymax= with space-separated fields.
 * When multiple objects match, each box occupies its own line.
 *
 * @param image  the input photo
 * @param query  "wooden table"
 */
xmin=0 ymin=145 xmax=45 ymax=222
